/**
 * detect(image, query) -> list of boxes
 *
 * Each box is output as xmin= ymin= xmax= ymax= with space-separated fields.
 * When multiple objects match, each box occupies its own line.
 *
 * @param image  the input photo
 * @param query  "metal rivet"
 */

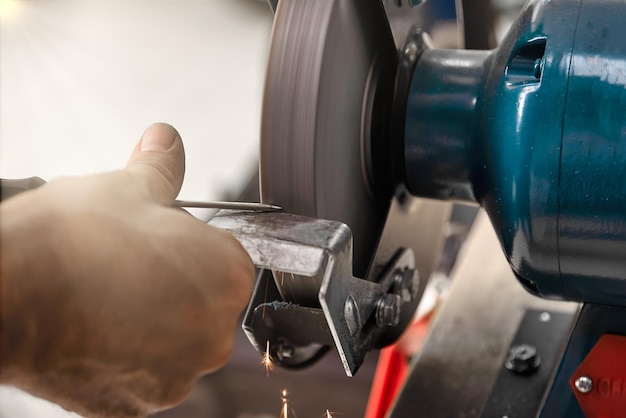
xmin=575 ymin=376 xmax=593 ymax=394
xmin=344 ymin=296 xmax=361 ymax=336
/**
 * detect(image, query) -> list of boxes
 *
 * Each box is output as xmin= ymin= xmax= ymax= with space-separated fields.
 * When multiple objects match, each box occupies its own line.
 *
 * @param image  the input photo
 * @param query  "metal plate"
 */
xmin=260 ymin=0 xmax=397 ymax=279
xmin=481 ymin=310 xmax=575 ymax=418
xmin=389 ymin=212 xmax=578 ymax=418
xmin=539 ymin=304 xmax=626 ymax=418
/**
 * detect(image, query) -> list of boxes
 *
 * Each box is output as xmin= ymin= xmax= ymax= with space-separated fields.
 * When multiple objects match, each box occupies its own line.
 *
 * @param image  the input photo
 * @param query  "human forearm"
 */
xmin=0 ymin=124 xmax=255 ymax=417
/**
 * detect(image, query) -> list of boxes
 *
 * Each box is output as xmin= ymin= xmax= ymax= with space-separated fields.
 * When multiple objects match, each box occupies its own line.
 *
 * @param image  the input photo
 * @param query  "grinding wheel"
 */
xmin=260 ymin=0 xmax=398 ymax=280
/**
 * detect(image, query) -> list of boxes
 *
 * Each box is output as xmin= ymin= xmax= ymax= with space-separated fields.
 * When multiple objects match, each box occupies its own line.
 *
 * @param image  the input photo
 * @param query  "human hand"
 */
xmin=0 ymin=123 xmax=256 ymax=418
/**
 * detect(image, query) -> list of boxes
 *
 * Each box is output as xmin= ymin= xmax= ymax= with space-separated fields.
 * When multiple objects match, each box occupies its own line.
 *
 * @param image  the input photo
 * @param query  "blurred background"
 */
xmin=0 ymin=0 xmax=269 ymax=206
xmin=0 ymin=0 xmax=524 ymax=417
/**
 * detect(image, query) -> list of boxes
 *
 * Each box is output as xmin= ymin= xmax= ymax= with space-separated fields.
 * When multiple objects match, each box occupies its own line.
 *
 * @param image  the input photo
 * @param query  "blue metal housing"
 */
xmin=405 ymin=0 xmax=626 ymax=305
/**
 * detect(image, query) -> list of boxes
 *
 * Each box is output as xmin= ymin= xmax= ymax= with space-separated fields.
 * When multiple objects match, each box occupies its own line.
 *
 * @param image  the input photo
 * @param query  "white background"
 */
xmin=0 ymin=0 xmax=271 ymax=202
xmin=0 ymin=1 xmax=272 ymax=416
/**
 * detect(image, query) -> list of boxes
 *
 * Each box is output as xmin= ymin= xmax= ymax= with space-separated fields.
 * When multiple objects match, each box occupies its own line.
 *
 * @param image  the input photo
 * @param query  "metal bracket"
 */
xmin=381 ymin=0 xmax=456 ymax=51
xmin=209 ymin=210 xmax=416 ymax=376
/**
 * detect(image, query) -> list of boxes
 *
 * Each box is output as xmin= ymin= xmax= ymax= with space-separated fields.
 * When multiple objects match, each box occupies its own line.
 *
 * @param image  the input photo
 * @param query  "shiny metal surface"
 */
xmin=404 ymin=0 xmax=626 ymax=305
xmin=260 ymin=0 xmax=397 ymax=279
xmin=209 ymin=210 xmax=418 ymax=376
xmin=173 ymin=200 xmax=281 ymax=211
xmin=210 ymin=210 xmax=347 ymax=278
xmin=389 ymin=211 xmax=578 ymax=417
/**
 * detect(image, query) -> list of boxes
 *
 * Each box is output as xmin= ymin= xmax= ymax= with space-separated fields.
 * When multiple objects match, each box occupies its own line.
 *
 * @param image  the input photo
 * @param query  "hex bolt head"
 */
xmin=505 ymin=344 xmax=541 ymax=374
xmin=574 ymin=376 xmax=593 ymax=394
xmin=376 ymin=294 xmax=401 ymax=327
xmin=394 ymin=268 xmax=419 ymax=302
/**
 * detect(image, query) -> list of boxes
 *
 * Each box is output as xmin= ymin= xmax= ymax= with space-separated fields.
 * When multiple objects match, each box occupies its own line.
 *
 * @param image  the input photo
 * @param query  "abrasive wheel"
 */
xmin=260 ymin=0 xmax=398 ymax=281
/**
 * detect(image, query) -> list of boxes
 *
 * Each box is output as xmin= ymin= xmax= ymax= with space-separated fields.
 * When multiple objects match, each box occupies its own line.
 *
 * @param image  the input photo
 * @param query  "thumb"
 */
xmin=125 ymin=123 xmax=186 ymax=206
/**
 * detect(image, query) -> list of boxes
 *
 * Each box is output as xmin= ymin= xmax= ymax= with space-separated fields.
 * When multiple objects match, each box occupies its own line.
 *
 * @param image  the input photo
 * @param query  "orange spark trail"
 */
xmin=262 ymin=340 xmax=273 ymax=376
xmin=280 ymin=389 xmax=290 ymax=418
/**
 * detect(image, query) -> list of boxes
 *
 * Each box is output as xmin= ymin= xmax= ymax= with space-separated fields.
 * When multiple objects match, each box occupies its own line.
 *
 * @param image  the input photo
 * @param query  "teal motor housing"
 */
xmin=404 ymin=0 xmax=626 ymax=305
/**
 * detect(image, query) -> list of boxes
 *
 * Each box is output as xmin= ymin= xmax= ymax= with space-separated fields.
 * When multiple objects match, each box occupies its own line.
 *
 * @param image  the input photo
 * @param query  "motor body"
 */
xmin=405 ymin=0 xmax=626 ymax=305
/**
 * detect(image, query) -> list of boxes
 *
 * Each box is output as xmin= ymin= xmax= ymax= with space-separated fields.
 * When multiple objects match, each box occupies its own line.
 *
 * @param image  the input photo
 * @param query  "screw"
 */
xmin=505 ymin=344 xmax=541 ymax=374
xmin=574 ymin=376 xmax=593 ymax=394
xmin=393 ymin=268 xmax=418 ymax=302
xmin=376 ymin=294 xmax=401 ymax=327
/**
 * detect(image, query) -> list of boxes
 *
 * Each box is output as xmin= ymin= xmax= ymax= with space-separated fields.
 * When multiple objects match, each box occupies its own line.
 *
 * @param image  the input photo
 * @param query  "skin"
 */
xmin=0 ymin=123 xmax=256 ymax=418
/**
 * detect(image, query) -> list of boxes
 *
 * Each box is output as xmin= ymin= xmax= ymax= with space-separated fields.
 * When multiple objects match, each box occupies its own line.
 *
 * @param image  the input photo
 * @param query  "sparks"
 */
xmin=325 ymin=410 xmax=333 ymax=418
xmin=262 ymin=340 xmax=273 ymax=376
xmin=278 ymin=388 xmax=300 ymax=418
xmin=280 ymin=389 xmax=290 ymax=418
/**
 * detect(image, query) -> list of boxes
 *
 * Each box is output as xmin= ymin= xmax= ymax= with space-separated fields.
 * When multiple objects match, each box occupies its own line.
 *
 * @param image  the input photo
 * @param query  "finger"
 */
xmin=125 ymin=123 xmax=186 ymax=206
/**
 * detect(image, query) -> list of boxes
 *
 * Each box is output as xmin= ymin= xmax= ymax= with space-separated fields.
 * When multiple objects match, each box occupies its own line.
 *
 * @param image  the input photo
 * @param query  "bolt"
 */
xmin=539 ymin=312 xmax=551 ymax=322
xmin=393 ymin=268 xmax=418 ymax=302
xmin=575 ymin=376 xmax=593 ymax=394
xmin=376 ymin=294 xmax=401 ymax=327
xmin=505 ymin=344 xmax=541 ymax=374
xmin=403 ymin=42 xmax=419 ymax=63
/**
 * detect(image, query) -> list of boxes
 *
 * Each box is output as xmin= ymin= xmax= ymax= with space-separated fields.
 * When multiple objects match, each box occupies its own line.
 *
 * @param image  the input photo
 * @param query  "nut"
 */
xmin=505 ymin=344 xmax=541 ymax=374
xmin=376 ymin=294 xmax=401 ymax=327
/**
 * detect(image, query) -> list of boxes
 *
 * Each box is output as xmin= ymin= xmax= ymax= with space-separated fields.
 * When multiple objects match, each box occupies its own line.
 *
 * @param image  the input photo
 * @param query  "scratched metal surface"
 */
xmin=390 ymin=211 xmax=579 ymax=418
